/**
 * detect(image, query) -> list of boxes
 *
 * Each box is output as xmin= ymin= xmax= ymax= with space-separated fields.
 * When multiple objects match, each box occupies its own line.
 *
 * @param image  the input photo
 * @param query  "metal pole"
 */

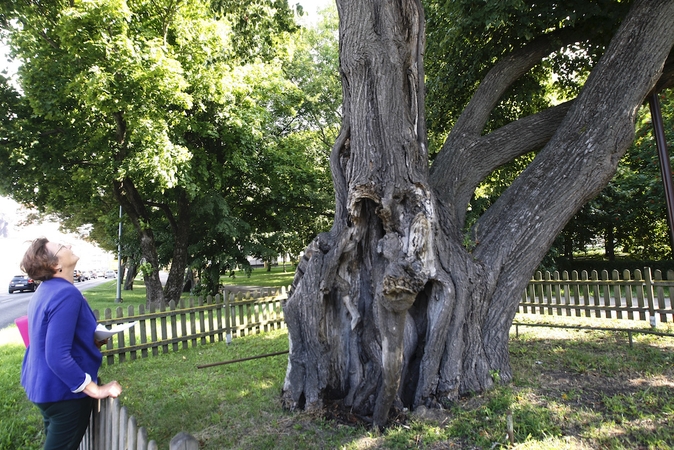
xmin=649 ymin=92 xmax=674 ymax=254
xmin=197 ymin=350 xmax=289 ymax=369
xmin=115 ymin=205 xmax=123 ymax=303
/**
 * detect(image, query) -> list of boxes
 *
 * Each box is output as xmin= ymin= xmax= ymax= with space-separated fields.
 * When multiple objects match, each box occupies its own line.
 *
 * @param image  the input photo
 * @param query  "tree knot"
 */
xmin=381 ymin=261 xmax=427 ymax=312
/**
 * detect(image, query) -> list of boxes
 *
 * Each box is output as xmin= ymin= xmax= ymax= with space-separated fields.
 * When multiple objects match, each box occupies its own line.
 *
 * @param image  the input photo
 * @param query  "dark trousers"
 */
xmin=35 ymin=396 xmax=94 ymax=450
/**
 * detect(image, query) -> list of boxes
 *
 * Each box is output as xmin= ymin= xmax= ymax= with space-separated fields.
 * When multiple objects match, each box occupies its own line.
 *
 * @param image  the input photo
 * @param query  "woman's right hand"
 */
xmin=84 ymin=380 xmax=123 ymax=399
xmin=101 ymin=380 xmax=122 ymax=398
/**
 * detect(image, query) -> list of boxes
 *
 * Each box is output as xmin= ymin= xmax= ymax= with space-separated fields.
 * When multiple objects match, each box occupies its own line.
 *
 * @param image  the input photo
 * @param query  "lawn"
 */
xmin=82 ymin=265 xmax=295 ymax=314
xmin=1 ymin=270 xmax=673 ymax=449
xmin=220 ymin=264 xmax=295 ymax=288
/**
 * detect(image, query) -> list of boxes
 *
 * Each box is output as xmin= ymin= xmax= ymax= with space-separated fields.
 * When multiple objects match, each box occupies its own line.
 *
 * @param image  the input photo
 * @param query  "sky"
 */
xmin=297 ymin=0 xmax=334 ymax=18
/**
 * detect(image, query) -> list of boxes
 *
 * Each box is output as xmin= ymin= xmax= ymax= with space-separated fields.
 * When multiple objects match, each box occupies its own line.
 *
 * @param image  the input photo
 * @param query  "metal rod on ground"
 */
xmin=197 ymin=350 xmax=289 ymax=369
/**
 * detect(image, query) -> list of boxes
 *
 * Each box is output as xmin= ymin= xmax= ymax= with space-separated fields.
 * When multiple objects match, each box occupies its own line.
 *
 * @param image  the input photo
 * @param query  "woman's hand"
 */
xmin=83 ymin=380 xmax=123 ymax=399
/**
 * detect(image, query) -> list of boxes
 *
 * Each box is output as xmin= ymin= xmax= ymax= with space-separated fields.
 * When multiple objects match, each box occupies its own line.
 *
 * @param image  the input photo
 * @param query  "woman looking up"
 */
xmin=20 ymin=238 xmax=122 ymax=450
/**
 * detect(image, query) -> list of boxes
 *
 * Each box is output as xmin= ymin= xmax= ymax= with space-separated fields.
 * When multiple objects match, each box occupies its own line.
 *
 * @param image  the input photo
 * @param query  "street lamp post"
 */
xmin=115 ymin=205 xmax=123 ymax=303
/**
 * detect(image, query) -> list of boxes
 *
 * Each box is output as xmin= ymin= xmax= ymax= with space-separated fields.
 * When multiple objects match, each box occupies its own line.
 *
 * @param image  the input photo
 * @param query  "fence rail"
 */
xmin=521 ymin=267 xmax=674 ymax=325
xmin=94 ymin=287 xmax=288 ymax=365
xmin=94 ymin=270 xmax=674 ymax=367
xmin=85 ymin=270 xmax=673 ymax=448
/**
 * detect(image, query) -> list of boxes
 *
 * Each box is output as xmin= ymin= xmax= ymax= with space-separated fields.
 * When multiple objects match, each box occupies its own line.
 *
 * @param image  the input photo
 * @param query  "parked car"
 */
xmin=8 ymin=275 xmax=37 ymax=293
xmin=73 ymin=270 xmax=83 ymax=282
xmin=104 ymin=270 xmax=117 ymax=279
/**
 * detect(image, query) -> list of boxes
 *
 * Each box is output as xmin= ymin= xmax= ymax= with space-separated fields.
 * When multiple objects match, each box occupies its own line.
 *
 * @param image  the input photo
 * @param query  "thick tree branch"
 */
xmin=146 ymin=200 xmax=178 ymax=234
xmin=429 ymin=26 xmax=589 ymax=223
xmin=475 ymin=0 xmax=674 ymax=283
xmin=430 ymin=101 xmax=573 ymax=225
xmin=450 ymin=28 xmax=578 ymax=140
xmin=651 ymin=52 xmax=674 ymax=94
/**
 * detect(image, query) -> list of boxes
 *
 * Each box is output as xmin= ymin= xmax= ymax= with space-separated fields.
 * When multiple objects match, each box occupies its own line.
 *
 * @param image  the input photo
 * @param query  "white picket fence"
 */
xmin=522 ymin=267 xmax=674 ymax=325
xmin=78 ymin=269 xmax=674 ymax=448
xmin=78 ymin=397 xmax=198 ymax=450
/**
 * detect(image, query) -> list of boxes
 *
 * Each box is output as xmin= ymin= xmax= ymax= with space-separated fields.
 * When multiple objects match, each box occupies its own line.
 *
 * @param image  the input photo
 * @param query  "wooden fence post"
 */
xmin=127 ymin=416 xmax=137 ymax=450
xmin=655 ymin=269 xmax=668 ymax=323
xmin=225 ymin=291 xmax=233 ymax=344
xmin=160 ymin=302 xmax=169 ymax=354
xmin=137 ymin=426 xmax=149 ymax=450
xmin=553 ymin=271 xmax=562 ymax=316
xmin=581 ymin=270 xmax=590 ymax=317
xmin=169 ymin=432 xmax=199 ymax=450
xmin=111 ymin=397 xmax=120 ymax=450
xmin=119 ymin=406 xmax=128 ymax=450
xmin=216 ymin=294 xmax=224 ymax=342
xmin=562 ymin=270 xmax=571 ymax=317
xmin=170 ymin=300 xmax=178 ymax=352
xmin=645 ymin=267 xmax=657 ymax=328
xmin=150 ymin=303 xmax=158 ymax=357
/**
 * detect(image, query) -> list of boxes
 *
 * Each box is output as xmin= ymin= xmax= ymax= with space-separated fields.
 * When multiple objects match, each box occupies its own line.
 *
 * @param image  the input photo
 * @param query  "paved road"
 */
xmin=0 ymin=277 xmax=110 ymax=330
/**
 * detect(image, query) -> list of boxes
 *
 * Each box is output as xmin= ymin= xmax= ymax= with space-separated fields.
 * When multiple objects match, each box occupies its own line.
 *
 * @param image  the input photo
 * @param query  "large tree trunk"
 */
xmin=156 ymin=190 xmax=192 ymax=304
xmin=112 ymin=112 xmax=165 ymax=307
xmin=124 ymin=261 xmax=137 ymax=290
xmin=281 ymin=0 xmax=674 ymax=428
xmin=113 ymin=177 xmax=166 ymax=307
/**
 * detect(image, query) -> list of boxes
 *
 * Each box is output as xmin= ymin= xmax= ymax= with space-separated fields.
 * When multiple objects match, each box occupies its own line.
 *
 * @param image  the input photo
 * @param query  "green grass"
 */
xmin=2 ymin=273 xmax=673 ymax=449
xmin=220 ymin=265 xmax=295 ymax=288
xmin=84 ymin=266 xmax=294 ymax=316
xmin=83 ymin=279 xmax=149 ymax=314
xmin=0 ymin=344 xmax=42 ymax=450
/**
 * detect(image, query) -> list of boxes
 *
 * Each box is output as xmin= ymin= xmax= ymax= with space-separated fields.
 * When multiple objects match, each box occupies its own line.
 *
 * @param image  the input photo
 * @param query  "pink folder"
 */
xmin=15 ymin=315 xmax=29 ymax=348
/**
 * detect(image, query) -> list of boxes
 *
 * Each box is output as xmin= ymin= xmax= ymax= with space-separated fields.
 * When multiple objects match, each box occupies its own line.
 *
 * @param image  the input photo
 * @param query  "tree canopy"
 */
xmin=0 ymin=0 xmax=338 ymax=304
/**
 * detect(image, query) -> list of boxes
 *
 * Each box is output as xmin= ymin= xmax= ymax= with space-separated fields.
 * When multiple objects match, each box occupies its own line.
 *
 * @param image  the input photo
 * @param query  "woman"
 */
xmin=20 ymin=238 xmax=122 ymax=450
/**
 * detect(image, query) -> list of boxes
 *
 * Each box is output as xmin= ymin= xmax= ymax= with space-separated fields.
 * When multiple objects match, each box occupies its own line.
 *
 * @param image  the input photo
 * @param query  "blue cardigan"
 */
xmin=21 ymin=278 xmax=102 ymax=403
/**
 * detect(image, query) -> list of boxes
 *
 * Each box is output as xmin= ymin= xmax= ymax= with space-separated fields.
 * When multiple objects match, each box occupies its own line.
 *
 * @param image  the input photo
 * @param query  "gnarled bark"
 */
xmin=282 ymin=0 xmax=674 ymax=428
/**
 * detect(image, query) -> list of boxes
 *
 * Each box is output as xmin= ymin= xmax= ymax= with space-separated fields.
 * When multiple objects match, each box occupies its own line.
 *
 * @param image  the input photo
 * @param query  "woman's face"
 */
xmin=46 ymin=241 xmax=80 ymax=268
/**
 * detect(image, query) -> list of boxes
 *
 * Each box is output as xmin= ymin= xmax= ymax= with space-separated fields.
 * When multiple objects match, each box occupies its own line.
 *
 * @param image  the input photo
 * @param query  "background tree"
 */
xmin=281 ymin=0 xmax=674 ymax=429
xmin=246 ymin=7 xmax=341 ymax=271
xmin=0 ymin=0 xmax=336 ymax=304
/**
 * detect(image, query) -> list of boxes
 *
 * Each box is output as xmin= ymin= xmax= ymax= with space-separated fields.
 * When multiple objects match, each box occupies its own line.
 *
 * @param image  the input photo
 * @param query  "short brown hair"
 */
xmin=20 ymin=238 xmax=59 ymax=281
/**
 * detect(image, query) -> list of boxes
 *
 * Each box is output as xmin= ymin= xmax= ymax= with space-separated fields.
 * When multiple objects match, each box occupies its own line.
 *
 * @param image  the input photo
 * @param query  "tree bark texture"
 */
xmin=282 ymin=0 xmax=674 ymax=428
